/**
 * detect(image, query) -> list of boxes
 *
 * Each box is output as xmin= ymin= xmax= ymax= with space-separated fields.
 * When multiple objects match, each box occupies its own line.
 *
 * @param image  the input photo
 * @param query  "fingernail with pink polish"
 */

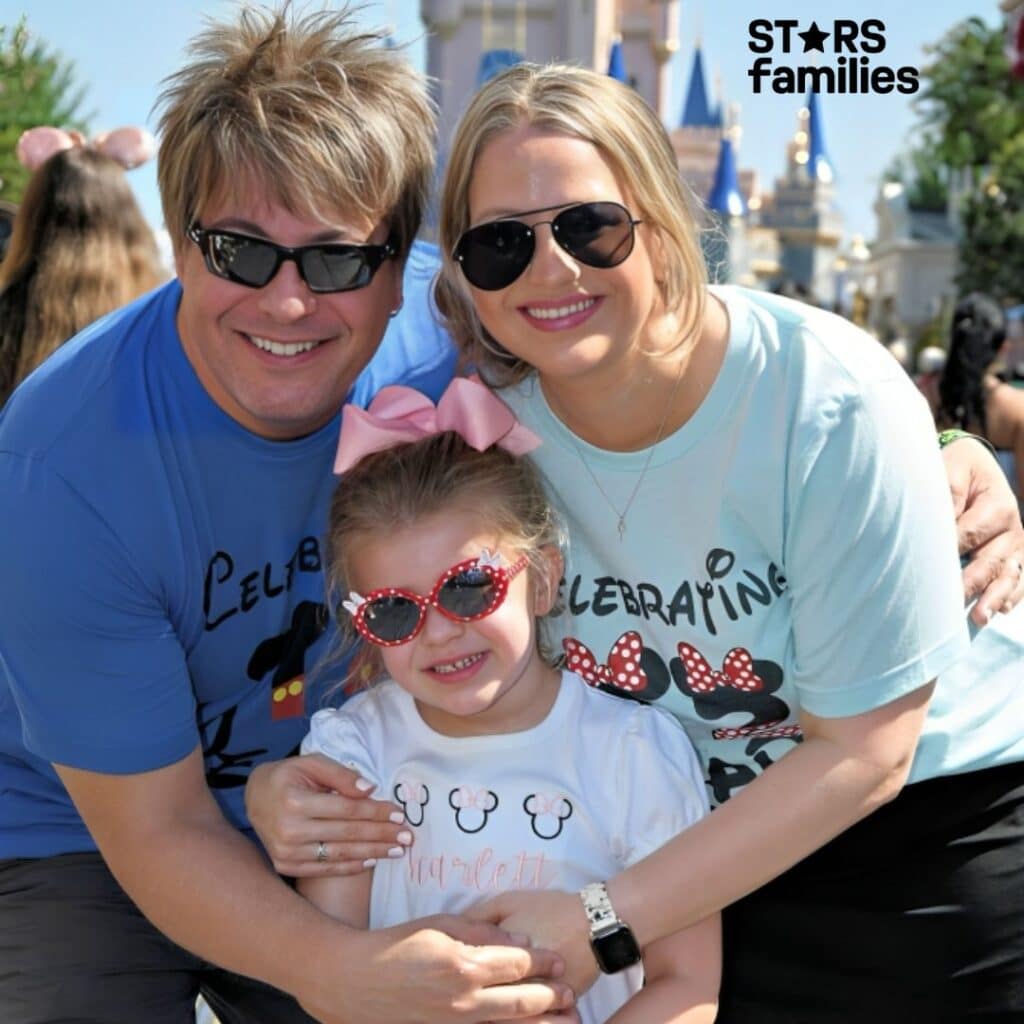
xmin=354 ymin=778 xmax=375 ymax=792
xmin=388 ymin=846 xmax=405 ymax=858
xmin=363 ymin=858 xmax=377 ymax=868
xmin=396 ymin=830 xmax=413 ymax=846
xmin=389 ymin=812 xmax=405 ymax=824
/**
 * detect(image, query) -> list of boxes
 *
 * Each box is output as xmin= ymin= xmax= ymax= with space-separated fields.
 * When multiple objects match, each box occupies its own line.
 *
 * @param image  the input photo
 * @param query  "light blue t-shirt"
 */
xmin=501 ymin=286 xmax=1018 ymax=806
xmin=0 ymin=241 xmax=457 ymax=857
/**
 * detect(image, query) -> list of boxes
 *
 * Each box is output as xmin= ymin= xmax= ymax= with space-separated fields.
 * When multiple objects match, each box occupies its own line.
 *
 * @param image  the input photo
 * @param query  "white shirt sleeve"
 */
xmin=610 ymin=704 xmax=710 ymax=866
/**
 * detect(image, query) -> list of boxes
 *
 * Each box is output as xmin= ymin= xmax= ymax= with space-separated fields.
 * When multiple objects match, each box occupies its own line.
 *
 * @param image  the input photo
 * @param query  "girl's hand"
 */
xmin=465 ymin=890 xmax=600 ymax=1000
xmin=245 ymin=754 xmax=409 ymax=876
xmin=944 ymin=439 xmax=1024 ymax=623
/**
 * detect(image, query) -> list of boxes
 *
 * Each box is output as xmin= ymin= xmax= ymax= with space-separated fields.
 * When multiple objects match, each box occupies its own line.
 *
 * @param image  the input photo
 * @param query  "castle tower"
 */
xmin=704 ymin=134 xmax=748 ymax=283
xmin=759 ymin=92 xmax=843 ymax=302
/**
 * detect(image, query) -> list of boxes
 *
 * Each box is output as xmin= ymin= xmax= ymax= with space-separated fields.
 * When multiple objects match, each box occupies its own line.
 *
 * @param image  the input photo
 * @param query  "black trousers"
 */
xmin=0 ymin=852 xmax=318 ymax=1024
xmin=718 ymin=760 xmax=1024 ymax=1023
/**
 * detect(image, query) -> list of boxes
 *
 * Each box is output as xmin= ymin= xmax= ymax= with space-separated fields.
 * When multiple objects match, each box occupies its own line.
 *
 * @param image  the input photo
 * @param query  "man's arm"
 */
xmin=56 ymin=749 xmax=571 ymax=1024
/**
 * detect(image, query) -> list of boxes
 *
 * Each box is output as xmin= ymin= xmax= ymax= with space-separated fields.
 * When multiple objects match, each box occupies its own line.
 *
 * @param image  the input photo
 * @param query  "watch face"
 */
xmin=592 ymin=924 xmax=642 ymax=973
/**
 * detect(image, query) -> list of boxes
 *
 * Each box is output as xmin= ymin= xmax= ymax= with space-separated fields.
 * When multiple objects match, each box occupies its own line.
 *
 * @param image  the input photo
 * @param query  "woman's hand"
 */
xmin=300 ymin=915 xmax=575 ymax=1024
xmin=465 ymin=890 xmax=600 ymax=1001
xmin=245 ymin=754 xmax=409 ymax=876
xmin=944 ymin=439 xmax=1024 ymax=623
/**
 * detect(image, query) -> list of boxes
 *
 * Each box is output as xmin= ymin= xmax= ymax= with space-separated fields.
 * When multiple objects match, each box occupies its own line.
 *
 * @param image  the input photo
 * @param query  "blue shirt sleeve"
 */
xmin=348 ymin=240 xmax=457 ymax=408
xmin=785 ymin=376 xmax=969 ymax=717
xmin=0 ymin=453 xmax=199 ymax=772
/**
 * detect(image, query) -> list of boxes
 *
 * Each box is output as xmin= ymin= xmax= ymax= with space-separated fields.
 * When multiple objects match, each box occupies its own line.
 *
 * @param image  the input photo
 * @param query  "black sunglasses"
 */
xmin=187 ymin=222 xmax=398 ymax=294
xmin=454 ymin=201 xmax=641 ymax=291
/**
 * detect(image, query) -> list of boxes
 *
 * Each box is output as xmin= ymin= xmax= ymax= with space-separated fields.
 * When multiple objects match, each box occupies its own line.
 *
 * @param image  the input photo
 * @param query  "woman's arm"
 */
xmin=942 ymin=434 xmax=1024 ymax=622
xmin=467 ymin=682 xmax=934 ymax=996
xmin=607 ymin=915 xmax=720 ymax=1024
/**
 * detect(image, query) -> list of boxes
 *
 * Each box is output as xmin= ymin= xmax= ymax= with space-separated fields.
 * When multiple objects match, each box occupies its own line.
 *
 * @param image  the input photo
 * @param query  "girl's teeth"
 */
xmin=526 ymin=298 xmax=596 ymax=320
xmin=249 ymin=335 xmax=319 ymax=356
xmin=434 ymin=654 xmax=481 ymax=674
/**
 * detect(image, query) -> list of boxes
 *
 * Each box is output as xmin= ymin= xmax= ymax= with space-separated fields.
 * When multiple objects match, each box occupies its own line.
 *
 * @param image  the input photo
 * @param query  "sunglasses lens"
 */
xmin=207 ymin=233 xmax=278 ymax=286
xmin=555 ymin=202 xmax=635 ymax=268
xmin=362 ymin=596 xmax=422 ymax=644
xmin=301 ymin=247 xmax=374 ymax=293
xmin=456 ymin=221 xmax=533 ymax=291
xmin=437 ymin=566 xmax=498 ymax=619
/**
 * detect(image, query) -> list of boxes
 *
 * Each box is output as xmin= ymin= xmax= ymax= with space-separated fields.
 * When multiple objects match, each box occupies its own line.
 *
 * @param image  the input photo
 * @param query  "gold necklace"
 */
xmin=564 ymin=351 xmax=688 ymax=541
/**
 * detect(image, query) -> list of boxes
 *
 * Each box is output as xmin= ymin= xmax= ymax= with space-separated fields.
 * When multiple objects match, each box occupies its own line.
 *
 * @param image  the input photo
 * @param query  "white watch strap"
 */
xmin=580 ymin=881 xmax=619 ymax=931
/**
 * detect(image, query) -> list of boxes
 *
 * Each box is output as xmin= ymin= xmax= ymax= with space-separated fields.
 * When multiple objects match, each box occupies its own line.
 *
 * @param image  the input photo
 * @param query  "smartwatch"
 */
xmin=579 ymin=881 xmax=642 ymax=974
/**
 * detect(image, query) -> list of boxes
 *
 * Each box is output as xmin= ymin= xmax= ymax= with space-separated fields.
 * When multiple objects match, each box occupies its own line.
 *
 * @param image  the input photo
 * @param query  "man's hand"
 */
xmin=299 ymin=916 xmax=575 ymax=1024
xmin=944 ymin=439 xmax=1024 ymax=624
xmin=246 ymin=754 xmax=410 ymax=876
xmin=466 ymin=891 xmax=599 ymax=1004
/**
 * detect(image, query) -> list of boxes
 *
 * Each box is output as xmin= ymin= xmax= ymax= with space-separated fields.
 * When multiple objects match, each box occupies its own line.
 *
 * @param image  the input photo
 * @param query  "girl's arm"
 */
xmin=607 ymin=914 xmax=720 ymax=1024
xmin=298 ymin=864 xmax=373 ymax=929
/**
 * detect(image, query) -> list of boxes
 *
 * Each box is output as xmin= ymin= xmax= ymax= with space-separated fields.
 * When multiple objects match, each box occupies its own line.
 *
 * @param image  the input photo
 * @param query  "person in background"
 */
xmin=0 ymin=126 xmax=165 ymax=406
xmin=939 ymin=292 xmax=1024 ymax=503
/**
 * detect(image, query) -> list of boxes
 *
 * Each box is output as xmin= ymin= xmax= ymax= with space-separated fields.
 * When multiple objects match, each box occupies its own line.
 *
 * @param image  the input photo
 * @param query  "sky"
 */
xmin=1 ymin=1 xmax=1006 ymax=250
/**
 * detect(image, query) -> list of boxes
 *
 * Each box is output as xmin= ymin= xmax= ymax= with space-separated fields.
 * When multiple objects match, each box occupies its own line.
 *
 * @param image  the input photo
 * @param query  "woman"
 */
xmin=938 ymin=292 xmax=1024 ymax=502
xmin=249 ymin=65 xmax=1024 ymax=1022
xmin=0 ymin=127 xmax=165 ymax=406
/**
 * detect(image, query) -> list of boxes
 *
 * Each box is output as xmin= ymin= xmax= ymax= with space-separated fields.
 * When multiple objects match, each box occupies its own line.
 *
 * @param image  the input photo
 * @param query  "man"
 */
xmin=0 ymin=8 xmax=570 ymax=1023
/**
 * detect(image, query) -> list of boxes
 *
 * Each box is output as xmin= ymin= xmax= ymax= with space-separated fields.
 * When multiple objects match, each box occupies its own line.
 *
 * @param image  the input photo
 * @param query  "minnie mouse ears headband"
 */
xmin=16 ymin=125 xmax=156 ymax=172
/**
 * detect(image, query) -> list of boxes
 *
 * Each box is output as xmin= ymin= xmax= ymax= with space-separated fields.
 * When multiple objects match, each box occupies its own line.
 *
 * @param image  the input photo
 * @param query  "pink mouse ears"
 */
xmin=16 ymin=125 xmax=156 ymax=172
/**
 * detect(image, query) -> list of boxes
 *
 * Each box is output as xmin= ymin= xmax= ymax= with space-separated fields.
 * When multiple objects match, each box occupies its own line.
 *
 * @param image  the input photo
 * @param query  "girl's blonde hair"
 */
xmin=435 ymin=61 xmax=708 ymax=386
xmin=324 ymin=432 xmax=565 ymax=689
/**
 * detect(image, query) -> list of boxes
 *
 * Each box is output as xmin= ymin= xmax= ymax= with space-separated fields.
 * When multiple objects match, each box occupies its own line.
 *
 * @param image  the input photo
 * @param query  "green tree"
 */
xmin=0 ymin=20 xmax=90 ymax=203
xmin=915 ymin=16 xmax=1024 ymax=300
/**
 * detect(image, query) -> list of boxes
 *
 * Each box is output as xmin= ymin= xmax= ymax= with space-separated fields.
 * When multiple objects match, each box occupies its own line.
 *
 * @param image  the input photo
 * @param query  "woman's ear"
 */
xmin=533 ymin=544 xmax=564 ymax=616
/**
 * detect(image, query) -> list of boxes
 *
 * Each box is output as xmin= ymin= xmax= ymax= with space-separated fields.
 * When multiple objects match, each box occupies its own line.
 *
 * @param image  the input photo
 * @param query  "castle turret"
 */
xmin=806 ymin=89 xmax=834 ymax=184
xmin=607 ymin=35 xmax=627 ymax=81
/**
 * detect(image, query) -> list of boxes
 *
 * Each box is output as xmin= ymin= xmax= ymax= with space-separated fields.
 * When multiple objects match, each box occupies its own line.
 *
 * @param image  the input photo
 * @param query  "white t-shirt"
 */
xmin=499 ymin=286 xmax=995 ymax=806
xmin=302 ymin=670 xmax=709 ymax=1024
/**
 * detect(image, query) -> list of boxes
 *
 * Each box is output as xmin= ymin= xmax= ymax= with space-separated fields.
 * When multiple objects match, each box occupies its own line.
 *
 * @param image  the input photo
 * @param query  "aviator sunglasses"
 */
xmin=187 ymin=222 xmax=398 ymax=294
xmin=454 ymin=200 xmax=642 ymax=291
xmin=341 ymin=549 xmax=528 ymax=647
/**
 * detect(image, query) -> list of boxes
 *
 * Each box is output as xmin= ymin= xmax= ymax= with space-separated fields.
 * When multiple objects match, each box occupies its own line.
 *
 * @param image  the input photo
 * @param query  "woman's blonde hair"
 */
xmin=0 ymin=147 xmax=164 ymax=405
xmin=435 ymin=62 xmax=707 ymax=386
xmin=324 ymin=432 xmax=565 ymax=689
xmin=155 ymin=4 xmax=435 ymax=257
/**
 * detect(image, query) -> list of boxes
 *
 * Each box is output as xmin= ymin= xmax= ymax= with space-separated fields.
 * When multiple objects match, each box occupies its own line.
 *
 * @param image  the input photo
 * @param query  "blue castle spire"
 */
xmin=708 ymin=137 xmax=746 ymax=217
xmin=607 ymin=37 xmax=627 ymax=82
xmin=806 ymin=90 xmax=834 ymax=184
xmin=476 ymin=48 xmax=524 ymax=88
xmin=681 ymin=47 xmax=721 ymax=128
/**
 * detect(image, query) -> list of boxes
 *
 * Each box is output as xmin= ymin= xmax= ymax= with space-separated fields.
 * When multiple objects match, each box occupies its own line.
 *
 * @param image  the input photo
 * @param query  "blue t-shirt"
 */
xmin=0 ymin=242 xmax=456 ymax=857
xmin=502 ymin=287 xmax=1002 ymax=806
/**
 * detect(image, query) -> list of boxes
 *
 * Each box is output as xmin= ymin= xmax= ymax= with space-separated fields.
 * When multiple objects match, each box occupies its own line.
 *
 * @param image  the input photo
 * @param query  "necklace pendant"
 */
xmin=617 ymin=516 xmax=627 ymax=540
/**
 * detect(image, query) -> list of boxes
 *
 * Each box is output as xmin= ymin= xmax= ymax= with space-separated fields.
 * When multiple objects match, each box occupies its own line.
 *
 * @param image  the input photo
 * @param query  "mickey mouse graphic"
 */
xmin=394 ymin=780 xmax=430 ymax=827
xmin=448 ymin=786 xmax=499 ymax=834
xmin=522 ymin=793 xmax=573 ymax=840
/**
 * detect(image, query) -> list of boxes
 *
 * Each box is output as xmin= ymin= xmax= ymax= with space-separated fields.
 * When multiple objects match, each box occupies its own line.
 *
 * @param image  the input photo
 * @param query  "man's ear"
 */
xmin=533 ymin=544 xmax=564 ymax=616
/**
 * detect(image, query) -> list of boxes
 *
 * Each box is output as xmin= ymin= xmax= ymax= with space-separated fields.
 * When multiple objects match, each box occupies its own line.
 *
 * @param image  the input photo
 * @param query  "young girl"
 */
xmin=298 ymin=376 xmax=720 ymax=1024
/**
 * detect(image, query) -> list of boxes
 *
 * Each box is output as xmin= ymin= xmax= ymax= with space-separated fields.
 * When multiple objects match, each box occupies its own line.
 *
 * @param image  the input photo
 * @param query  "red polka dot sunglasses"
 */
xmin=341 ymin=549 xmax=528 ymax=647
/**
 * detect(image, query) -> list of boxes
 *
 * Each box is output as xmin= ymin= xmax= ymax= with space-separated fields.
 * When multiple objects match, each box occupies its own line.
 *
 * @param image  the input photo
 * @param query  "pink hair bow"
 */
xmin=16 ymin=125 xmax=156 ymax=172
xmin=334 ymin=375 xmax=541 ymax=474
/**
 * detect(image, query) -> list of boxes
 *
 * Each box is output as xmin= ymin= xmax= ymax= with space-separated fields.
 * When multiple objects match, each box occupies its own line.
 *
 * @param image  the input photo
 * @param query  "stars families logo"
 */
xmin=747 ymin=19 xmax=920 ymax=95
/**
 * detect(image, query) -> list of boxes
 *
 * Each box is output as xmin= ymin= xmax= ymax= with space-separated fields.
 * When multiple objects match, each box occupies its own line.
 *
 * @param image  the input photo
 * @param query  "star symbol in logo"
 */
xmin=798 ymin=21 xmax=829 ymax=53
